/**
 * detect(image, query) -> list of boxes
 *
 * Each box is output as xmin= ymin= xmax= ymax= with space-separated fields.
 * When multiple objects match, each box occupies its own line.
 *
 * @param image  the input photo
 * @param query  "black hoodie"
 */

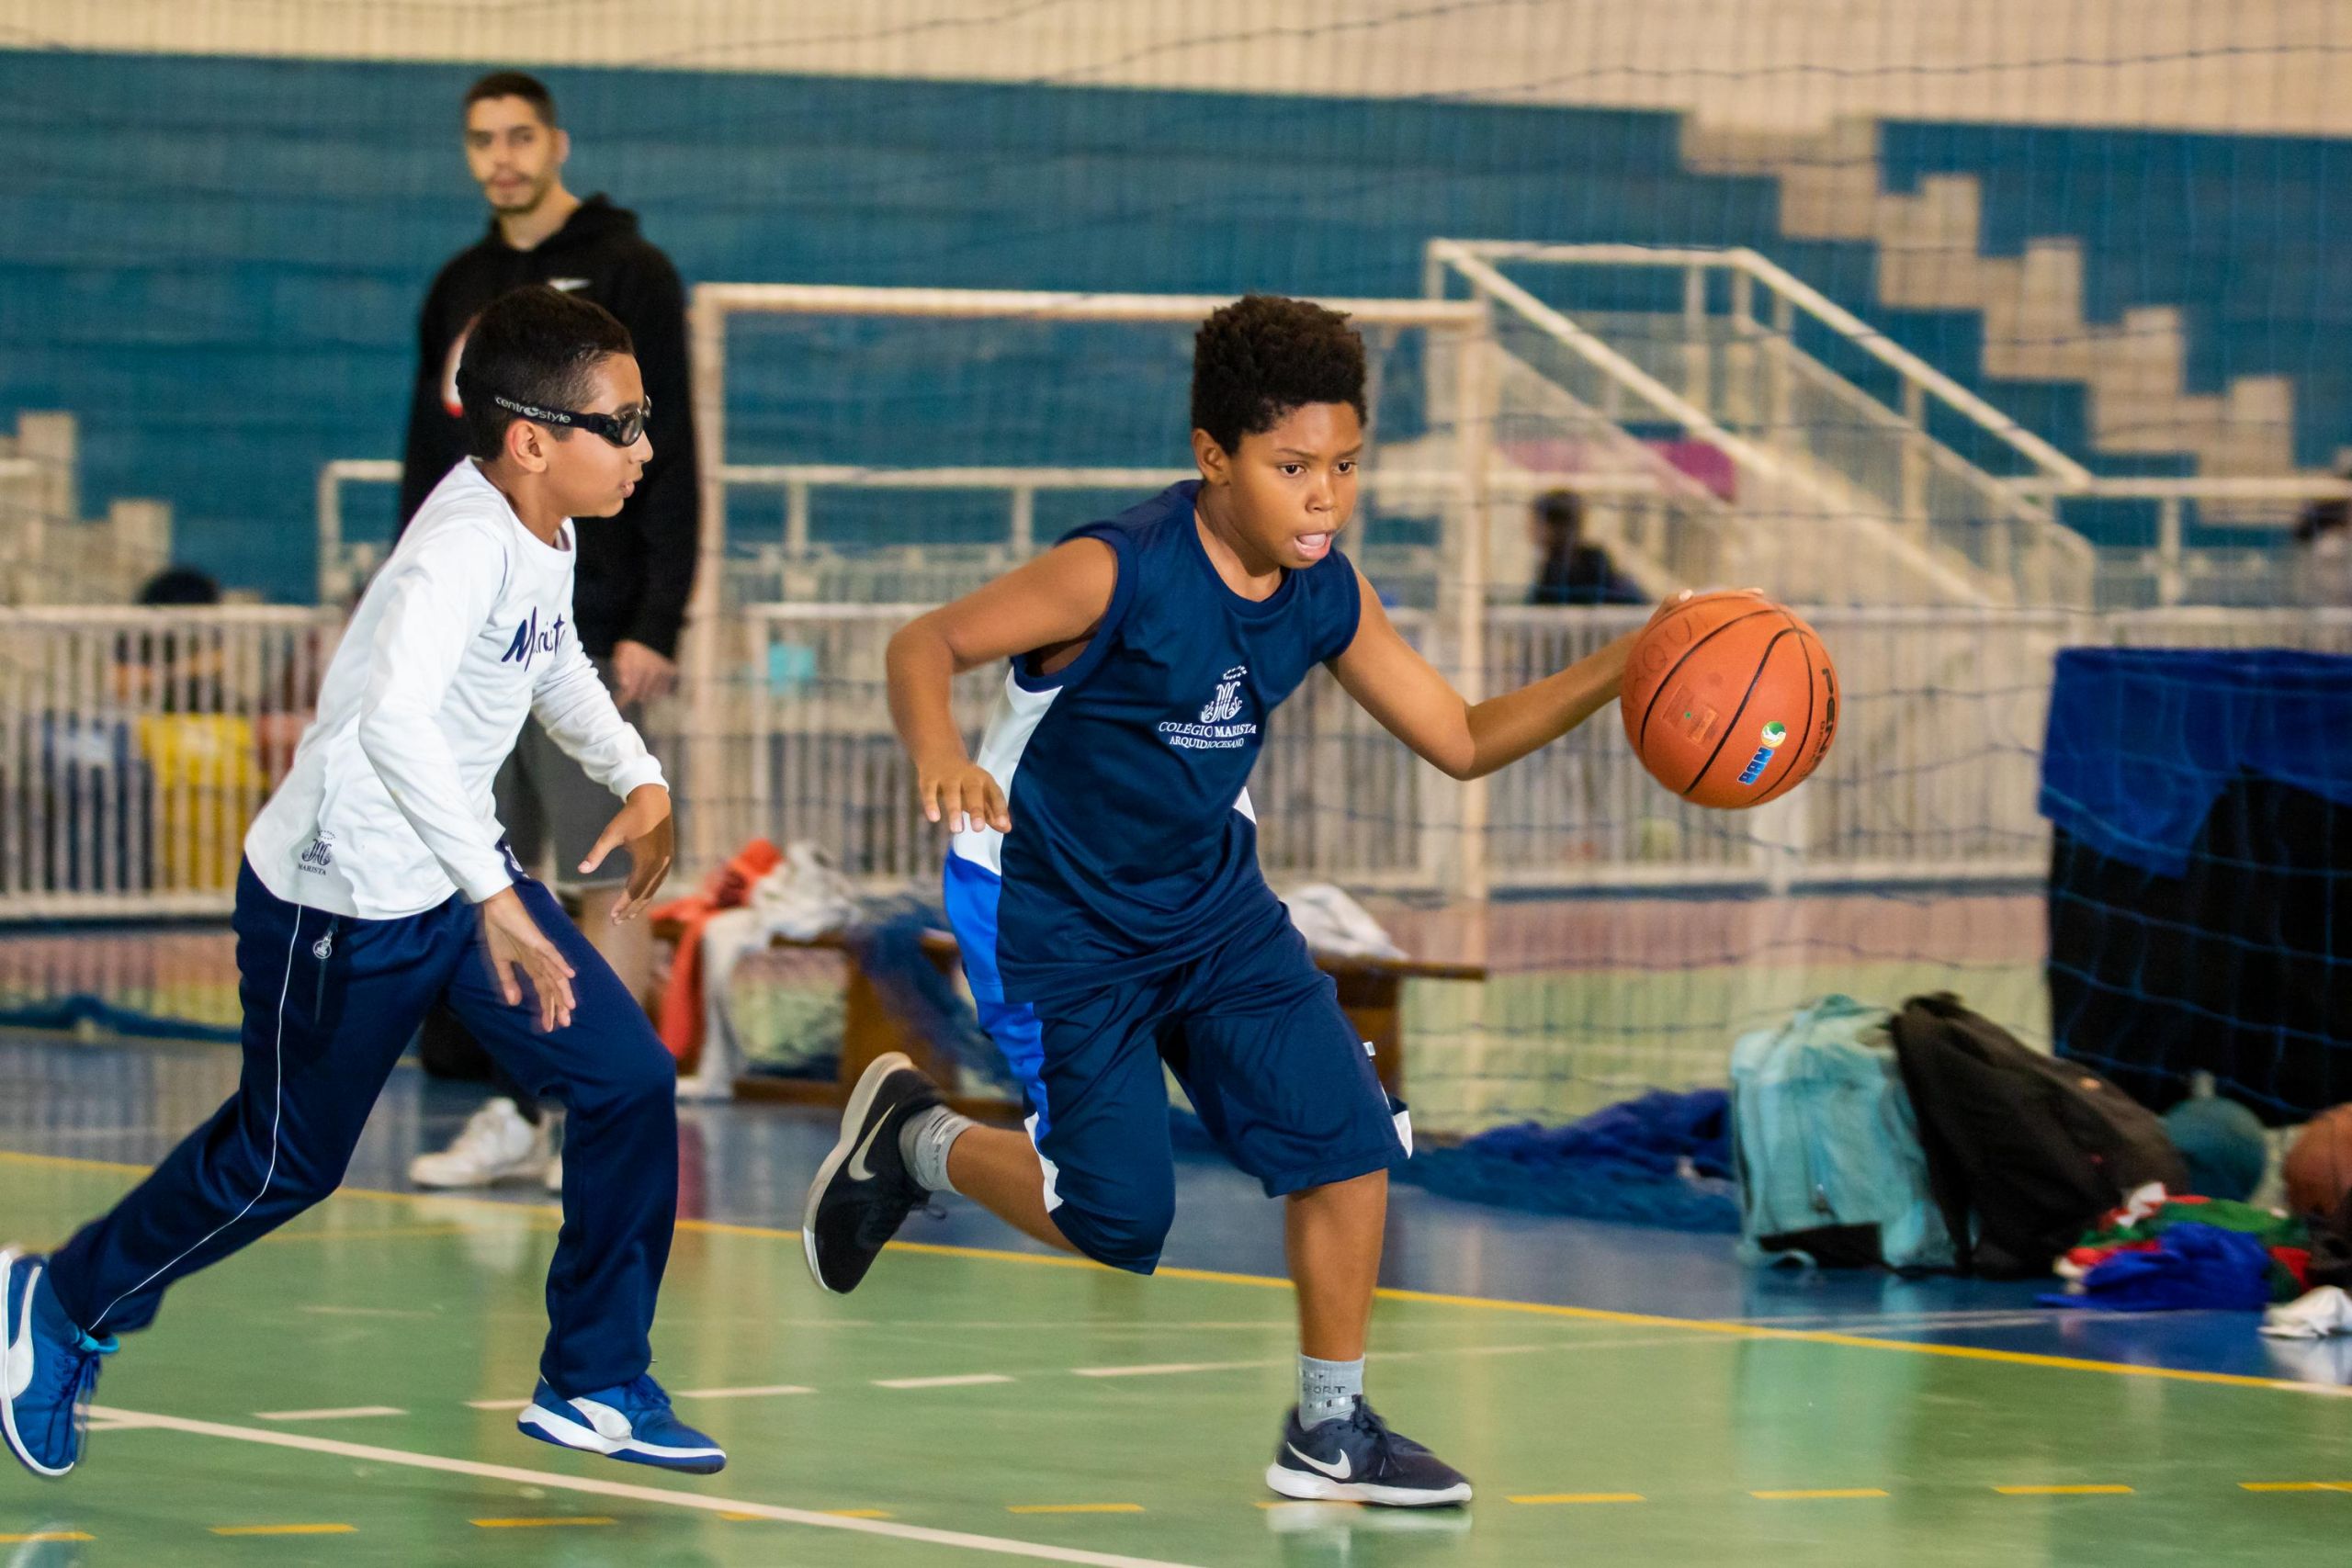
xmin=397 ymin=195 xmax=697 ymax=660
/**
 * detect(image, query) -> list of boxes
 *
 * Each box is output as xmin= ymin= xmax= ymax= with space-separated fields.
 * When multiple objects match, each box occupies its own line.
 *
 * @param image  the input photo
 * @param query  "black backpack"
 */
xmin=1889 ymin=994 xmax=2187 ymax=1279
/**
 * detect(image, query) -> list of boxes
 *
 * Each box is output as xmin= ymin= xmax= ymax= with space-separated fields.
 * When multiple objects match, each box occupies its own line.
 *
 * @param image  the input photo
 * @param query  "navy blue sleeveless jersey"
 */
xmin=944 ymin=481 xmax=1363 ymax=1007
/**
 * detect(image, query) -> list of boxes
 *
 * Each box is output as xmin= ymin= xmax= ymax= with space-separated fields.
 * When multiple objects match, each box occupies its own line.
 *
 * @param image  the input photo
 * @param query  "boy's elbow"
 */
xmin=888 ymin=615 xmax=958 ymax=675
xmin=1430 ymin=741 xmax=1483 ymax=782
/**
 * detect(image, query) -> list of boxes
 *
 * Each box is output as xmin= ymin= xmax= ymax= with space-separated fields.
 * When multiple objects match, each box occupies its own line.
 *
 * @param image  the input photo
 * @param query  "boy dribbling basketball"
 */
xmin=803 ymin=294 xmax=1672 ymax=1506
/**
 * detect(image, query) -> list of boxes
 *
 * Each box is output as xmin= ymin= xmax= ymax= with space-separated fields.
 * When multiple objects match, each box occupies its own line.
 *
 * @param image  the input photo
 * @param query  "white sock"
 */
xmin=1298 ymin=1353 xmax=1363 ymax=1428
xmin=899 ymin=1105 xmax=975 ymax=1195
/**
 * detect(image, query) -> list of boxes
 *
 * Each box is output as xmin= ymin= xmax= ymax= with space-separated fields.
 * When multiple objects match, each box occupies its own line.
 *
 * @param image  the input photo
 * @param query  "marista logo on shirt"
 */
xmin=1159 ymin=666 xmax=1258 ymax=751
xmin=502 ymin=607 xmax=568 ymax=670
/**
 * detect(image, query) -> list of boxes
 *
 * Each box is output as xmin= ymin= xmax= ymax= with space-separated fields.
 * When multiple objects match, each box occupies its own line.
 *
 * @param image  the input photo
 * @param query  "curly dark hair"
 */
xmin=1189 ymin=295 xmax=1366 ymax=456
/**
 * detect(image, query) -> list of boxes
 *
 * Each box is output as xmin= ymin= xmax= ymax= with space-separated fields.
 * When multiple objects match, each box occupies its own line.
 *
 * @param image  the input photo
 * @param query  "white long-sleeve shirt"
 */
xmin=246 ymin=459 xmax=667 ymax=919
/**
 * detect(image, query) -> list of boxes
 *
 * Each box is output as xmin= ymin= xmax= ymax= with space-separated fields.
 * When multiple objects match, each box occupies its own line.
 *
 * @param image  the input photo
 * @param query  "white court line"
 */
xmin=1073 ymin=1359 xmax=1272 ymax=1379
xmin=875 ymin=1374 xmax=1017 ymax=1389
xmin=674 ymin=1384 xmax=815 ymax=1400
xmin=86 ymin=1405 xmax=1206 ymax=1568
xmin=1758 ymin=1310 xmax=2069 ymax=1330
xmin=464 ymin=1399 xmax=534 ymax=1412
xmin=254 ymin=1405 xmax=407 ymax=1422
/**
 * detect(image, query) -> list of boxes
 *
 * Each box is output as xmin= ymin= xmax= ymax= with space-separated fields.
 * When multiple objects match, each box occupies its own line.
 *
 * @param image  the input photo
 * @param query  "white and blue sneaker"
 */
xmin=516 ymin=1375 xmax=726 ymax=1474
xmin=1266 ymin=1398 xmax=1473 ymax=1507
xmin=2 ymin=1248 xmax=117 ymax=1480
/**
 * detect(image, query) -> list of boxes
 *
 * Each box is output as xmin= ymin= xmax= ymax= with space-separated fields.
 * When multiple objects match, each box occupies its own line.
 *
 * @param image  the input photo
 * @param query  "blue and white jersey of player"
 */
xmin=942 ymin=479 xmax=1362 ymax=1011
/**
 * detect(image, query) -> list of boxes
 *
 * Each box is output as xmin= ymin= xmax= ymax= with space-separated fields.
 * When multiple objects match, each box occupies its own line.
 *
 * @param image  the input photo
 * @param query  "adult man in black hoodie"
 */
xmin=400 ymin=72 xmax=695 ymax=1191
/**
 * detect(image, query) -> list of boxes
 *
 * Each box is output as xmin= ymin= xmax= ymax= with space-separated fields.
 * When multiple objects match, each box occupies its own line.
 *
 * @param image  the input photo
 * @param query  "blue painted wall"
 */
xmin=2 ymin=51 xmax=2344 ymax=597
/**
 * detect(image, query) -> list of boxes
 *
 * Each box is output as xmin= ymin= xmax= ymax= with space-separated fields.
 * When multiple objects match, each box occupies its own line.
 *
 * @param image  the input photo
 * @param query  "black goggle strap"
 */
xmin=462 ymin=375 xmax=648 ymax=446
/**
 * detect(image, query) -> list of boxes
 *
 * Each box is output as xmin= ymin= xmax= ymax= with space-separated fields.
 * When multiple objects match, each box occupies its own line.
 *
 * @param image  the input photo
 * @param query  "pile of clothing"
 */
xmin=653 ymin=840 xmax=989 ymax=1100
xmin=2040 ymin=1184 xmax=2311 ymax=1313
xmin=2260 ymin=1188 xmax=2352 ymax=1340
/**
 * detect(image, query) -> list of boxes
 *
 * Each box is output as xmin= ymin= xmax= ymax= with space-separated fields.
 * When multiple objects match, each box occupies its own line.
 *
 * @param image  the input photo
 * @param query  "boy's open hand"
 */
xmin=919 ymin=760 xmax=1011 ymax=835
xmin=580 ymin=784 xmax=675 ymax=921
xmin=480 ymin=887 xmax=577 ymax=1032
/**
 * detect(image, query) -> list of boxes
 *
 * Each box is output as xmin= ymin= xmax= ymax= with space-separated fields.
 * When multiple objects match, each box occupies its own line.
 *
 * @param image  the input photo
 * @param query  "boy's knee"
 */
xmin=273 ymin=1153 xmax=350 ymax=1210
xmin=1053 ymin=1189 xmax=1175 ymax=1276
xmin=615 ymin=1043 xmax=677 ymax=1105
xmin=577 ymin=1032 xmax=677 ymax=1115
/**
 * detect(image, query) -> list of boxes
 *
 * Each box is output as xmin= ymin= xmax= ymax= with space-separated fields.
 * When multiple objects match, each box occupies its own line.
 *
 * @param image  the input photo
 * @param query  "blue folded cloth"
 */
xmin=2039 ymin=1222 xmax=2275 ymax=1313
xmin=1395 ymin=1089 xmax=1739 ymax=1231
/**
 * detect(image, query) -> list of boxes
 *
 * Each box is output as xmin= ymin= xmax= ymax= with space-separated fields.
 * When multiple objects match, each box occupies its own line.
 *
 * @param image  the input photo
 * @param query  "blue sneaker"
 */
xmin=1266 ymin=1398 xmax=1473 ymax=1507
xmin=516 ymin=1375 xmax=726 ymax=1474
xmin=2 ymin=1248 xmax=116 ymax=1480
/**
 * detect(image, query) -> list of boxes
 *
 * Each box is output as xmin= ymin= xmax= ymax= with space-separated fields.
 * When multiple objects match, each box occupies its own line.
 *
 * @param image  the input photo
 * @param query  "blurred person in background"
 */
xmin=1526 ymin=488 xmax=1645 ymax=607
xmin=2294 ymin=461 xmax=2352 ymax=607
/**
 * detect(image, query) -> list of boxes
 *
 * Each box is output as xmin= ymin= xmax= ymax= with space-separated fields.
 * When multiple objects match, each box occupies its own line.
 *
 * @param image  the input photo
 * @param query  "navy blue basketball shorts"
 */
xmin=951 ymin=892 xmax=1410 ymax=1276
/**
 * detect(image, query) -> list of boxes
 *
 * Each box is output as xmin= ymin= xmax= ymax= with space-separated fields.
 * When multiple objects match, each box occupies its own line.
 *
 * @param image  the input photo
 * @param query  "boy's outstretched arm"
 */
xmin=887 ymin=538 xmax=1119 ymax=832
xmin=1330 ymin=570 xmax=1677 ymax=782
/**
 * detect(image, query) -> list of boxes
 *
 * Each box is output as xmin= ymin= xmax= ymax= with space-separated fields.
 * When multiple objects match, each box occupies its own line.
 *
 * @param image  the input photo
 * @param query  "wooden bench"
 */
xmin=652 ymin=915 xmax=1485 ymax=1120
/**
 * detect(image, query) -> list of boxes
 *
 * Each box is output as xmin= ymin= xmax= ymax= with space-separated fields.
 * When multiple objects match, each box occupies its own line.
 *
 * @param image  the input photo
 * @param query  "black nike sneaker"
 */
xmin=802 ymin=1053 xmax=945 ymax=1294
xmin=1267 ymin=1398 xmax=1474 ymax=1507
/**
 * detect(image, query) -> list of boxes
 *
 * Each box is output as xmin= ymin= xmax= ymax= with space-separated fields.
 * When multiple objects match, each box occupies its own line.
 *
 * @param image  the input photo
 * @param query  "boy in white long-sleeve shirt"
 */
xmin=1 ymin=286 xmax=724 ymax=1480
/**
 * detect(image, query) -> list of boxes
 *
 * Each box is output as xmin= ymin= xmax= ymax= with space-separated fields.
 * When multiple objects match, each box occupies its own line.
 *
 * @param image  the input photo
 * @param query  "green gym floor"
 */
xmin=7 ymin=1058 xmax=2352 ymax=1568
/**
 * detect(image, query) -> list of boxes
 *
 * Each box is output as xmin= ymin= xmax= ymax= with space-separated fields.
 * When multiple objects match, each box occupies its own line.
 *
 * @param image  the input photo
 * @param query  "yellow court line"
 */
xmin=1510 ymin=1493 xmax=1645 ymax=1506
xmin=1751 ymin=1489 xmax=1889 ymax=1501
xmin=1008 ymin=1504 xmax=1147 ymax=1515
xmin=6 ymin=1145 xmax=2350 ymax=1401
xmin=210 ymin=1524 xmax=358 ymax=1536
xmin=470 ymin=1516 xmax=618 ymax=1529
xmin=2242 ymin=1482 xmax=2352 ymax=1493
xmin=0 ymin=1533 xmax=95 ymax=1544
xmin=1995 ymin=1484 xmax=2133 ymax=1496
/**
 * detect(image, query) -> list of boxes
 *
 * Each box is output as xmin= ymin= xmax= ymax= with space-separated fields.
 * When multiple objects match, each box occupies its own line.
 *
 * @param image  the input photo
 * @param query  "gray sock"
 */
xmin=899 ymin=1105 xmax=975 ymax=1195
xmin=1297 ymin=1353 xmax=1363 ymax=1429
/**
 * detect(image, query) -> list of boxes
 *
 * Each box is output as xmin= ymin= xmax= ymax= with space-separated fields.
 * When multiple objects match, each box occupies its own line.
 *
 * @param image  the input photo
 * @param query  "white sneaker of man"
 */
xmin=409 ymin=1098 xmax=553 ymax=1190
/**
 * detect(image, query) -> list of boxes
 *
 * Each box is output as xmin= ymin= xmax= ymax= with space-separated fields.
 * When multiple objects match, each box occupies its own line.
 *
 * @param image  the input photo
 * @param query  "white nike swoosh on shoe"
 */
xmin=5 ymin=1258 xmax=34 ymax=1403
xmin=1286 ymin=1442 xmax=1352 ymax=1481
xmin=521 ymin=1402 xmax=723 ymax=1461
xmin=844 ymin=1115 xmax=890 ymax=1183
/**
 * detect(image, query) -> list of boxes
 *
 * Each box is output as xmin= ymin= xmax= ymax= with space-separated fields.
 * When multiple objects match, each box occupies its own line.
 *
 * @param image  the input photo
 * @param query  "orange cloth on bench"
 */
xmin=650 ymin=839 xmax=784 ymax=1065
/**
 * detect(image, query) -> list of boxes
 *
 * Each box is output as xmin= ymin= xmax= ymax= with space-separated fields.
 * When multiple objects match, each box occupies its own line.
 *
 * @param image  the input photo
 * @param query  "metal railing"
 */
xmin=5 ymin=602 xmax=2345 ymax=918
xmin=1428 ymin=239 xmax=2098 ymax=608
xmin=2007 ymin=474 xmax=2352 ymax=610
xmin=316 ymin=457 xmax=401 ymax=604
xmin=320 ymin=449 xmax=1724 ymax=619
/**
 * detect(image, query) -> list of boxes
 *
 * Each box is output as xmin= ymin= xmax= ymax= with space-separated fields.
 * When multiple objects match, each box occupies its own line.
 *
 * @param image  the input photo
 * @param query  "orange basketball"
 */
xmin=2284 ymin=1105 xmax=2352 ymax=1218
xmin=1620 ymin=591 xmax=1838 ymax=810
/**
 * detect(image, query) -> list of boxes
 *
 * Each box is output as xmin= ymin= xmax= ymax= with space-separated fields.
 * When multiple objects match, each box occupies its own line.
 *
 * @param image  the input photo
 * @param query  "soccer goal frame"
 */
xmin=680 ymin=282 xmax=1502 ymax=886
